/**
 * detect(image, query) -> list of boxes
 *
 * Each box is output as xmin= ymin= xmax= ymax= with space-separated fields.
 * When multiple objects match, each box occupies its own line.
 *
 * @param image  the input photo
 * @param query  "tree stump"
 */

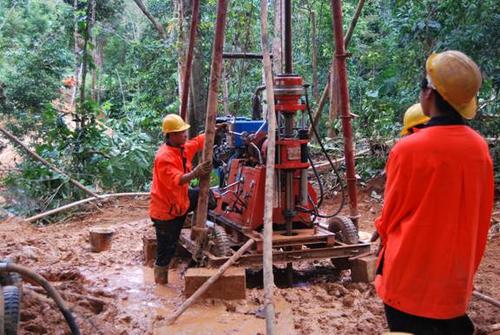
xmin=89 ymin=227 xmax=114 ymax=252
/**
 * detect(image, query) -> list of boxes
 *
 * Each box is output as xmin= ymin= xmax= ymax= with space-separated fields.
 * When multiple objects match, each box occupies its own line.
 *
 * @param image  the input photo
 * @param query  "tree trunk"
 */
xmin=176 ymin=0 xmax=187 ymax=104
xmin=78 ymin=0 xmax=95 ymax=129
xmin=91 ymin=3 xmax=97 ymax=102
xmin=71 ymin=0 xmax=80 ymax=113
xmin=222 ymin=66 xmax=230 ymax=116
xmin=272 ymin=0 xmax=283 ymax=73
xmin=310 ymin=11 xmax=318 ymax=100
xmin=189 ymin=43 xmax=207 ymax=136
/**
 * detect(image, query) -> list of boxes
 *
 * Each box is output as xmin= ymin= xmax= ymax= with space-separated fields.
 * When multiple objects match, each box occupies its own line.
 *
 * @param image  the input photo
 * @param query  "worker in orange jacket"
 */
xmin=149 ymin=114 xmax=218 ymax=284
xmin=374 ymin=51 xmax=493 ymax=334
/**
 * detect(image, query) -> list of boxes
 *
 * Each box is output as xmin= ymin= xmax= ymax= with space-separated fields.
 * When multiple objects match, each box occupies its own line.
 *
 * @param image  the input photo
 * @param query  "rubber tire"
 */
xmin=3 ymin=285 xmax=20 ymax=335
xmin=211 ymin=225 xmax=233 ymax=257
xmin=327 ymin=216 xmax=359 ymax=244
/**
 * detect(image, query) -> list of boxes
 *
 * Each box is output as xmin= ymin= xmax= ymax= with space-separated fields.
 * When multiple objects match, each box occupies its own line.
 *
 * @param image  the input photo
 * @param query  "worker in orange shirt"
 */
xmin=149 ymin=114 xmax=219 ymax=284
xmin=374 ymin=51 xmax=493 ymax=334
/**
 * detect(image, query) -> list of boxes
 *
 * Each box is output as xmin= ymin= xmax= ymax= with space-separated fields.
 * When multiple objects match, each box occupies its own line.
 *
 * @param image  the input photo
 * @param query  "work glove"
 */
xmin=192 ymin=160 xmax=212 ymax=178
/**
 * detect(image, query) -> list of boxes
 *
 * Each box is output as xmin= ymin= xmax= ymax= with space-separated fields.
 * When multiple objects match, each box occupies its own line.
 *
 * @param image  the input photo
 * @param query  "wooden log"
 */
xmin=193 ymin=0 xmax=230 ymax=245
xmin=0 ymin=125 xmax=99 ymax=198
xmin=260 ymin=0 xmax=277 ymax=333
xmin=165 ymin=238 xmax=255 ymax=325
xmin=89 ymin=227 xmax=114 ymax=252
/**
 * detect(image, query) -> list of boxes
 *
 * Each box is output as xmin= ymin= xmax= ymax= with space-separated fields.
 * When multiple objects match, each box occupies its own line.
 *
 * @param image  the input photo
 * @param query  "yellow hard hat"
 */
xmin=401 ymin=103 xmax=430 ymax=136
xmin=425 ymin=50 xmax=482 ymax=119
xmin=162 ymin=114 xmax=190 ymax=134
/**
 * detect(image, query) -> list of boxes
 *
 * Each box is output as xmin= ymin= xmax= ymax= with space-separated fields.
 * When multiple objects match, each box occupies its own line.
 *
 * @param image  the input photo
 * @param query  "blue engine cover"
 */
xmin=218 ymin=116 xmax=267 ymax=147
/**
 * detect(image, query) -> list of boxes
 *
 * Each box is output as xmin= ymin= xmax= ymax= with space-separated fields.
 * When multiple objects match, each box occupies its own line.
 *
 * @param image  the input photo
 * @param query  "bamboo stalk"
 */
xmin=260 ymin=0 xmax=277 ymax=332
xmin=166 ymin=239 xmax=255 ymax=325
xmin=0 ymin=125 xmax=100 ymax=198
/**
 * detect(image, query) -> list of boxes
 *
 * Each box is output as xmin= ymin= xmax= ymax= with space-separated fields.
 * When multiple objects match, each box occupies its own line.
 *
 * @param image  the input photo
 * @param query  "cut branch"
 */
xmin=132 ymin=0 xmax=166 ymax=40
xmin=0 ymin=125 xmax=99 ymax=198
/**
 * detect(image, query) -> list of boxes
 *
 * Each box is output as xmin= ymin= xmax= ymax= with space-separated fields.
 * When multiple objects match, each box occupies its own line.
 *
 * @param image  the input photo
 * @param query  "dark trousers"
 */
xmin=152 ymin=188 xmax=200 ymax=267
xmin=384 ymin=304 xmax=474 ymax=335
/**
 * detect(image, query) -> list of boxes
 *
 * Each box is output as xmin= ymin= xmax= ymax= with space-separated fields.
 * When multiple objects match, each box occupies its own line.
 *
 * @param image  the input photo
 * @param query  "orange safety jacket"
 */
xmin=375 ymin=124 xmax=493 ymax=319
xmin=149 ymin=134 xmax=205 ymax=221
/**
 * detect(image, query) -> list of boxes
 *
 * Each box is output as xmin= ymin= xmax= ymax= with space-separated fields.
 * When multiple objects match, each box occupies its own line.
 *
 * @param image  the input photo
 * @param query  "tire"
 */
xmin=3 ymin=285 xmax=20 ymax=335
xmin=211 ymin=225 xmax=233 ymax=257
xmin=326 ymin=216 xmax=358 ymax=245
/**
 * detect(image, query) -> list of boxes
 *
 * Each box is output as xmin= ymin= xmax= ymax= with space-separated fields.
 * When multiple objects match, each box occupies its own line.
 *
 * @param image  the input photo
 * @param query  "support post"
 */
xmin=180 ymin=0 xmax=201 ymax=121
xmin=260 ymin=0 xmax=277 ymax=332
xmin=193 ymin=0 xmax=230 ymax=240
xmin=330 ymin=0 xmax=359 ymax=224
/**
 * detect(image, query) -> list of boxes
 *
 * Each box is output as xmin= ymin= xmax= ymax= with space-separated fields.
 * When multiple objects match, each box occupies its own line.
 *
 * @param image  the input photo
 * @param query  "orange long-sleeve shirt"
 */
xmin=375 ymin=125 xmax=493 ymax=319
xmin=149 ymin=134 xmax=205 ymax=221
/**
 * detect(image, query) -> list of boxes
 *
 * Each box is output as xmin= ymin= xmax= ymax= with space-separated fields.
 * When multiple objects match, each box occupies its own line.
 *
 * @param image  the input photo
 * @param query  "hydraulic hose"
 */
xmin=303 ymin=86 xmax=345 ymax=218
xmin=0 ymin=262 xmax=81 ymax=335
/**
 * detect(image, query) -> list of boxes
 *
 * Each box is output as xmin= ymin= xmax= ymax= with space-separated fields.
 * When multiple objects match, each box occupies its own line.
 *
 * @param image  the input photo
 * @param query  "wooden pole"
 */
xmin=0 ymin=125 xmax=100 ymax=198
xmin=331 ymin=0 xmax=359 ymax=224
xmin=193 ymin=0 xmax=230 ymax=239
xmin=260 ymin=0 xmax=277 ymax=333
xmin=180 ymin=0 xmax=201 ymax=120
xmin=166 ymin=239 xmax=255 ymax=325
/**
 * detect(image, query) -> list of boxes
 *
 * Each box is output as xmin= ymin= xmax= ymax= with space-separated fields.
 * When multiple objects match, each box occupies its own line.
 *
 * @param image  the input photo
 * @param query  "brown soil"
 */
xmin=1 ymin=191 xmax=499 ymax=334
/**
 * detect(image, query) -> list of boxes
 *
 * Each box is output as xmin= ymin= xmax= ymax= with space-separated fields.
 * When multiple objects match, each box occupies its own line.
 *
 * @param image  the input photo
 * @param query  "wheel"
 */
xmin=3 ymin=285 xmax=20 ymax=335
xmin=210 ymin=225 xmax=233 ymax=257
xmin=326 ymin=216 xmax=358 ymax=244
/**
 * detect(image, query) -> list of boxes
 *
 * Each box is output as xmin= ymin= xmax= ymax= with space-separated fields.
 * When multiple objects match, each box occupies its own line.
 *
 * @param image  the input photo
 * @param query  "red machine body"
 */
xmin=213 ymin=74 xmax=319 ymax=232
xmin=213 ymin=159 xmax=317 ymax=230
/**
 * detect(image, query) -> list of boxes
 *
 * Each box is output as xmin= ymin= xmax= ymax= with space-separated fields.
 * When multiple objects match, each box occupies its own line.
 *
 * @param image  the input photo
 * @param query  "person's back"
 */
xmin=375 ymin=50 xmax=494 ymax=334
xmin=377 ymin=124 xmax=493 ymax=318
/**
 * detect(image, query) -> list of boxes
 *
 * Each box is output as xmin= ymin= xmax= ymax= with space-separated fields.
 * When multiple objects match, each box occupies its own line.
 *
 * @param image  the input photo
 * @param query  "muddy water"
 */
xmin=82 ymin=264 xmax=295 ymax=334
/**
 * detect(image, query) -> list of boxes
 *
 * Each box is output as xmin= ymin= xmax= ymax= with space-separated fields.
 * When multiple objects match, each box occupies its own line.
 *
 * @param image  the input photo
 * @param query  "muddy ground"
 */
xmin=1 ymin=188 xmax=499 ymax=334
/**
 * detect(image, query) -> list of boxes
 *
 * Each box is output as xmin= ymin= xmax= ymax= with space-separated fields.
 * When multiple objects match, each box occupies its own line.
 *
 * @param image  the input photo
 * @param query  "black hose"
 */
xmin=303 ymin=87 xmax=345 ymax=218
xmin=0 ymin=263 xmax=81 ymax=335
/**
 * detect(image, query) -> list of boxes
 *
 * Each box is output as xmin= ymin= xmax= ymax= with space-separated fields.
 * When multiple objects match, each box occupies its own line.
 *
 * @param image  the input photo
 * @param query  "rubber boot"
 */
xmin=154 ymin=265 xmax=168 ymax=284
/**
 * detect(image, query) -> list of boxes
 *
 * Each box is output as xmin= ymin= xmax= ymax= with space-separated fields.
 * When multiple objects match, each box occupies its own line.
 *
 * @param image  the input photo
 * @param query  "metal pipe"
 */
xmin=283 ymin=0 xmax=292 ymax=73
xmin=180 ymin=0 xmax=201 ymax=121
xmin=330 ymin=0 xmax=359 ymax=226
